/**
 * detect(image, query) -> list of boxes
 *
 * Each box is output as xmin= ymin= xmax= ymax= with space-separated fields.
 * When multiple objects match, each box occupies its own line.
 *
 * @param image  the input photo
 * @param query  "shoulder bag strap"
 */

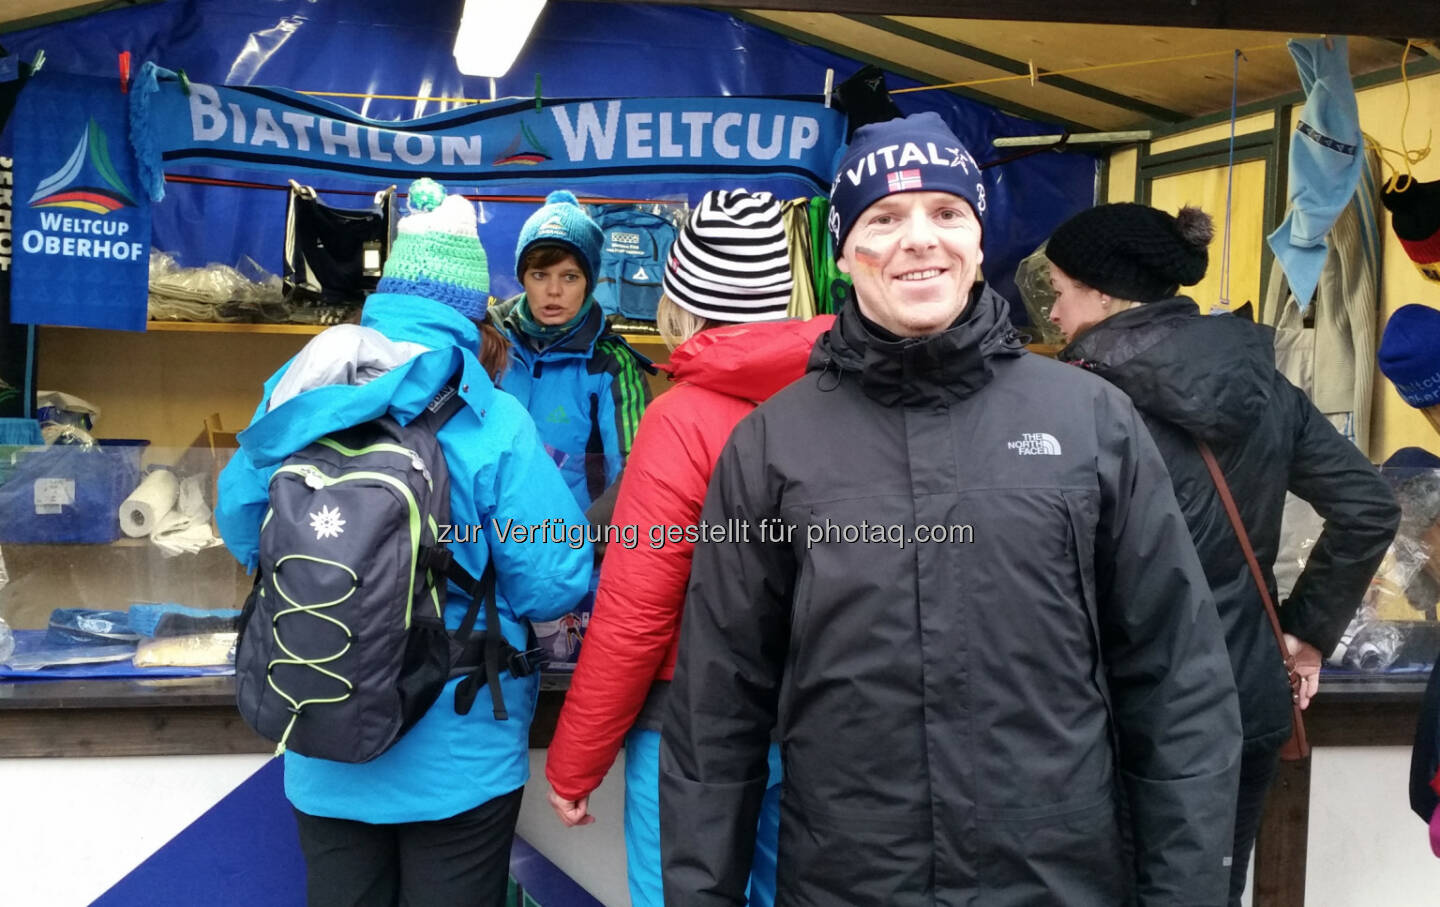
xmin=1195 ymin=440 xmax=1297 ymax=678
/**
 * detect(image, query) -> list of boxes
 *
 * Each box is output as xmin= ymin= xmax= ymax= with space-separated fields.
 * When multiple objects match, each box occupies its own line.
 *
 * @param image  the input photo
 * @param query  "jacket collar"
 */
xmin=238 ymin=293 xmax=493 ymax=466
xmin=496 ymin=293 xmax=607 ymax=359
xmin=361 ymin=292 xmax=480 ymax=351
xmin=810 ymin=284 xmax=1024 ymax=407
xmin=666 ymin=316 xmax=834 ymax=402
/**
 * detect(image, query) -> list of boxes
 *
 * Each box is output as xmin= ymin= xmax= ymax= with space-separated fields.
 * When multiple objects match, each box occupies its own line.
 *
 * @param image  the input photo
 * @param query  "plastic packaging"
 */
xmin=0 ymin=439 xmax=149 ymax=543
xmin=133 ymin=632 xmax=238 ymax=667
xmin=148 ymin=249 xmax=290 ymax=323
xmin=1328 ymin=465 xmax=1440 ymax=672
xmin=35 ymin=390 xmax=101 ymax=433
xmin=1329 ymin=607 xmax=1405 ymax=671
xmin=0 ymin=617 xmax=13 ymax=666
xmin=47 ymin=608 xmax=139 ymax=644
xmin=0 ymin=542 xmax=8 ymax=664
xmin=1013 ymin=241 xmax=1065 ymax=345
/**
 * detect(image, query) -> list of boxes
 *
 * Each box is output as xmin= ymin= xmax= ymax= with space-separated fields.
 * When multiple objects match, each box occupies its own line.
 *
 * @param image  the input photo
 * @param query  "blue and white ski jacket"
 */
xmin=216 ymin=293 xmax=592 ymax=823
xmin=493 ymin=295 xmax=652 ymax=511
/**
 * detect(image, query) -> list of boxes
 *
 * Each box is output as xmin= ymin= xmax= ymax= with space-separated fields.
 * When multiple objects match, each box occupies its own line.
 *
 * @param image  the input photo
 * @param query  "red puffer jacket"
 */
xmin=545 ymin=315 xmax=833 ymax=801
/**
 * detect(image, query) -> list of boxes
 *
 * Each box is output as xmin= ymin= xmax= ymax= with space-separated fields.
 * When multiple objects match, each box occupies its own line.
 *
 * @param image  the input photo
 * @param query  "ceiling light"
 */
xmin=453 ymin=0 xmax=547 ymax=79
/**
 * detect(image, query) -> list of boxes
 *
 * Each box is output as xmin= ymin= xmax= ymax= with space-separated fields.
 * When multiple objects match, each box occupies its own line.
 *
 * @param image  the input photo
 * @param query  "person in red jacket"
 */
xmin=544 ymin=188 xmax=831 ymax=907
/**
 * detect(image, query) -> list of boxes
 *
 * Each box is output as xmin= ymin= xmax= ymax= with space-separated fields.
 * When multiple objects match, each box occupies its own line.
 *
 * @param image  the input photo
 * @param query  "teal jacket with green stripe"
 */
xmin=494 ymin=295 xmax=653 ymax=511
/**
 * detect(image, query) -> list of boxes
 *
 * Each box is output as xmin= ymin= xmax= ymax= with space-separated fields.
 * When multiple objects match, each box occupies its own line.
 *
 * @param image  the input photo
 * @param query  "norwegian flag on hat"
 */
xmin=887 ymin=169 xmax=923 ymax=192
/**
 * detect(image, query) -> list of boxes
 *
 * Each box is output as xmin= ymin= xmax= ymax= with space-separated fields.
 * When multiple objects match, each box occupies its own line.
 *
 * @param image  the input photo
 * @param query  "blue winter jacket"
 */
xmin=494 ymin=296 xmax=652 ymax=510
xmin=216 ymin=293 xmax=592 ymax=823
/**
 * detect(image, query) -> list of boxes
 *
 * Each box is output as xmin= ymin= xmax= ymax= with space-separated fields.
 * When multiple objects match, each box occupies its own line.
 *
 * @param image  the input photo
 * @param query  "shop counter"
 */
xmin=0 ymin=664 xmax=1428 ymax=905
xmin=0 ymin=672 xmax=575 ymax=758
xmin=1253 ymin=672 xmax=1428 ymax=907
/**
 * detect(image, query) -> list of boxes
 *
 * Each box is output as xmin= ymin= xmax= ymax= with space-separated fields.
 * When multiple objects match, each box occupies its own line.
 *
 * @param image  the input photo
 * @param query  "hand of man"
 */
xmin=548 ymin=787 xmax=595 ymax=827
xmin=1284 ymin=633 xmax=1323 ymax=710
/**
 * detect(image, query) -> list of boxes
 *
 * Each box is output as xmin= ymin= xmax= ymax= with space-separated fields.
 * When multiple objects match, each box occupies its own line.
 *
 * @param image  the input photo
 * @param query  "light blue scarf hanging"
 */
xmin=1266 ymin=37 xmax=1363 ymax=312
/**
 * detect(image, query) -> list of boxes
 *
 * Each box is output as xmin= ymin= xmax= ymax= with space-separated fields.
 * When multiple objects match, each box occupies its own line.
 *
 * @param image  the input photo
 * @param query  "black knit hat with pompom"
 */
xmin=1046 ymin=203 xmax=1213 ymax=303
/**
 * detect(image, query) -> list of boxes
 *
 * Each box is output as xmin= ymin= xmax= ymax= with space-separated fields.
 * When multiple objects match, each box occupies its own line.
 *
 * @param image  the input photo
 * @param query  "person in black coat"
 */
xmin=660 ymin=113 xmax=1243 ymax=906
xmin=1048 ymin=202 xmax=1401 ymax=906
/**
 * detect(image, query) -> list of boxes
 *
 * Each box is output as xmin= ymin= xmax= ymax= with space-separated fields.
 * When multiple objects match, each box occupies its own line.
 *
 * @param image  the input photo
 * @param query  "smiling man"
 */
xmin=660 ymin=112 xmax=1244 ymax=906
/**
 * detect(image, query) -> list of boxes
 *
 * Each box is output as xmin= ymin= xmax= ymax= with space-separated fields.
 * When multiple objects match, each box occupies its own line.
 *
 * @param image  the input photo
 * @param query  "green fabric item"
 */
xmin=376 ymin=179 xmax=490 ymax=319
xmin=382 ymin=228 xmax=491 ymax=295
xmin=808 ymin=196 xmax=851 ymax=315
xmin=595 ymin=336 xmax=648 ymax=455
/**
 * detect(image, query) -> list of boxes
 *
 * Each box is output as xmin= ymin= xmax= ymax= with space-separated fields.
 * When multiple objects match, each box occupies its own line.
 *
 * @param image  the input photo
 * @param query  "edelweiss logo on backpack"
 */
xmin=1007 ymin=432 xmax=1062 ymax=456
xmin=308 ymin=504 xmax=346 ymax=540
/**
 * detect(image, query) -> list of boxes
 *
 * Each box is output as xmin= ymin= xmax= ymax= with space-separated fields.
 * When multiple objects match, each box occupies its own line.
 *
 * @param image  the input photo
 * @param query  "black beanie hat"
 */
xmin=1046 ymin=203 xmax=1213 ymax=303
xmin=1382 ymin=177 xmax=1440 ymax=283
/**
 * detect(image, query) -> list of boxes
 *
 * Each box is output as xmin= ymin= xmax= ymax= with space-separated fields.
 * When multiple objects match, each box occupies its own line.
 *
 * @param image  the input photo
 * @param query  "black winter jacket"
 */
xmin=1060 ymin=298 xmax=1400 ymax=743
xmin=661 ymin=288 xmax=1243 ymax=906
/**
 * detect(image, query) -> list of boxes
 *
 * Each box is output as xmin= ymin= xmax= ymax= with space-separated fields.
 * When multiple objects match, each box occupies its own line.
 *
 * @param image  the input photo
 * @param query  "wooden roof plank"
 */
xmin=849 ymin=13 xmax=1190 ymax=122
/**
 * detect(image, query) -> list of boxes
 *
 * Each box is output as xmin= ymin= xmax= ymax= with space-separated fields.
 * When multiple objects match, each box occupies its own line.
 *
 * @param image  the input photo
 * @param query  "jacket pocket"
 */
xmin=1064 ymin=489 xmax=1119 ymax=758
xmin=976 ymin=794 xmax=1131 ymax=905
xmin=777 ymin=787 xmax=931 ymax=904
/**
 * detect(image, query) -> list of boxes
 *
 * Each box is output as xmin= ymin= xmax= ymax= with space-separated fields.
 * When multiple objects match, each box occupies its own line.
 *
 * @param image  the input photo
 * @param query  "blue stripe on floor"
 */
xmin=92 ymin=757 xmax=604 ymax=906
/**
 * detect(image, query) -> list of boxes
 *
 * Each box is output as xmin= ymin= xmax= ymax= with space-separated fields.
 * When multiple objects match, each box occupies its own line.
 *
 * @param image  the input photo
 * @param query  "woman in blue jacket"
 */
xmin=493 ymin=189 xmax=653 ymax=662
xmin=217 ymin=179 xmax=591 ymax=907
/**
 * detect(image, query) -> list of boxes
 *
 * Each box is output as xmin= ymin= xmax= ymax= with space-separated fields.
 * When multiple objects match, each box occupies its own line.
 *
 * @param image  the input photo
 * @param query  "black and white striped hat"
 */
xmin=664 ymin=189 xmax=793 ymax=322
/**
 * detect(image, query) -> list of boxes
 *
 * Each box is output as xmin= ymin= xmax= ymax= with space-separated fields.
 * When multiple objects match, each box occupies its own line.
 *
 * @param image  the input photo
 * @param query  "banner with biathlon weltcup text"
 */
xmin=127 ymin=62 xmax=847 ymax=202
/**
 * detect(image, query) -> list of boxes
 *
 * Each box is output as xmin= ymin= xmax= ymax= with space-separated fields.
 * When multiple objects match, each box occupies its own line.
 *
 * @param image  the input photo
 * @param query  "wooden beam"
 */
xmin=730 ymin=9 xmax=1102 ymax=130
xmin=846 ymin=14 xmax=1190 ymax=123
xmin=578 ymin=1 xmax=1439 ymax=39
xmin=1 ymin=0 xmax=157 ymax=36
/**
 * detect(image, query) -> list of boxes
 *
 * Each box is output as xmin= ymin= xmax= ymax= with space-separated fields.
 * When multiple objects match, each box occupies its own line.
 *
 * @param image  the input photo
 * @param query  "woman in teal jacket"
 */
xmin=217 ymin=179 xmax=591 ymax=907
xmin=494 ymin=190 xmax=652 ymax=512
xmin=493 ymin=189 xmax=653 ymax=663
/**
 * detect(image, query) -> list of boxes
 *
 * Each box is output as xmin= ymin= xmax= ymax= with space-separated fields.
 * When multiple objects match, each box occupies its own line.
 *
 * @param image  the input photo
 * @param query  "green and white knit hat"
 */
xmin=377 ymin=178 xmax=490 ymax=320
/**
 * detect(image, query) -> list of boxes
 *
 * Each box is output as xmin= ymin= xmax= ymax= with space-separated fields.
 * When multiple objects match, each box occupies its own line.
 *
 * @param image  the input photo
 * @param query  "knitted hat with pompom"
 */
xmin=376 ymin=178 xmax=490 ymax=320
xmin=514 ymin=189 xmax=604 ymax=294
xmin=1046 ymin=203 xmax=1213 ymax=303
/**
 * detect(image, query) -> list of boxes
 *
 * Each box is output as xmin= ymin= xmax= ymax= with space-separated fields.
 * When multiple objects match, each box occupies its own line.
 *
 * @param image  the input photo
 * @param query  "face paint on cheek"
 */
xmin=852 ymin=246 xmax=884 ymax=269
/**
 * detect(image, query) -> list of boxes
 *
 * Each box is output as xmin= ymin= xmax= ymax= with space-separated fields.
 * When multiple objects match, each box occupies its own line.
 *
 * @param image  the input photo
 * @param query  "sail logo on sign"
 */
xmin=21 ymin=119 xmax=145 ymax=261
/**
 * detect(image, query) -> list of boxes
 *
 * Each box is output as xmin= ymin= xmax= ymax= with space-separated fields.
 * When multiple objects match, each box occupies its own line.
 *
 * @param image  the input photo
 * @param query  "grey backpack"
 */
xmin=234 ymin=382 xmax=543 ymax=763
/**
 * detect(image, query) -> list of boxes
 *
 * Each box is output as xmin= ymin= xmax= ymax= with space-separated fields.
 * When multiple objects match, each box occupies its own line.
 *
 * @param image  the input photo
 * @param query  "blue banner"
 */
xmin=12 ymin=71 xmax=152 ymax=331
xmin=129 ymin=63 xmax=846 ymax=201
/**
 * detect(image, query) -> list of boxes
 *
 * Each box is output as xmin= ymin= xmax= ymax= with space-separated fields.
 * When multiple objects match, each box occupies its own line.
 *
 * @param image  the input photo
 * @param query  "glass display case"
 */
xmin=0 ymin=440 xmax=247 ymax=683
xmin=1322 ymin=465 xmax=1440 ymax=678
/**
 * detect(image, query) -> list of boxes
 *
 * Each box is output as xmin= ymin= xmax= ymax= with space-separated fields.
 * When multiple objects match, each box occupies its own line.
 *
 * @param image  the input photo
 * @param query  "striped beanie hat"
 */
xmin=664 ymin=189 xmax=793 ymax=322
xmin=377 ymin=178 xmax=490 ymax=320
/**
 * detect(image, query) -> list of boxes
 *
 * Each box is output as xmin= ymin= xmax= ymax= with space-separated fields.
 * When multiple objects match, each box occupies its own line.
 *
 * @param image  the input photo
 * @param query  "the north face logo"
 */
xmin=1007 ymin=432 xmax=1062 ymax=455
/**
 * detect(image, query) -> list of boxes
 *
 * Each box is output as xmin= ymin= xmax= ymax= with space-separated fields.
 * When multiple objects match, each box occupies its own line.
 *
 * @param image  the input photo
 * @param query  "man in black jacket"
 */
xmin=660 ymin=112 xmax=1244 ymax=906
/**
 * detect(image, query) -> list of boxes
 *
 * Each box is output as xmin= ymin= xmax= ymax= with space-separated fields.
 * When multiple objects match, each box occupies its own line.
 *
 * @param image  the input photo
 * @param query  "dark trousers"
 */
xmin=293 ymin=787 xmax=524 ymax=907
xmin=1229 ymin=737 xmax=1283 ymax=906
